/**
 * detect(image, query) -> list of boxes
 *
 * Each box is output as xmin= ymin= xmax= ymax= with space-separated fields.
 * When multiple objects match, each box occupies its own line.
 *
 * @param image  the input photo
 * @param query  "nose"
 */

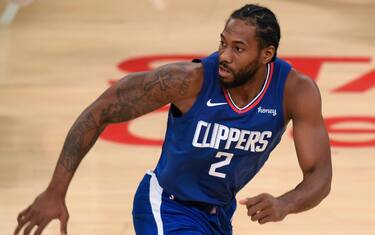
xmin=219 ymin=47 xmax=233 ymax=64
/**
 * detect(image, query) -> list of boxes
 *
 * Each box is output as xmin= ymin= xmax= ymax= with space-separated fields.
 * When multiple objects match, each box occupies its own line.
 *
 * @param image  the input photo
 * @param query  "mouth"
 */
xmin=219 ymin=64 xmax=232 ymax=78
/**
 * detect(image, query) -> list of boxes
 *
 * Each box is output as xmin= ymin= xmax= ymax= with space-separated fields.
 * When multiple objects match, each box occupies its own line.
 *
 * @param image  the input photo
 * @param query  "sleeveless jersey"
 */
xmin=154 ymin=52 xmax=292 ymax=206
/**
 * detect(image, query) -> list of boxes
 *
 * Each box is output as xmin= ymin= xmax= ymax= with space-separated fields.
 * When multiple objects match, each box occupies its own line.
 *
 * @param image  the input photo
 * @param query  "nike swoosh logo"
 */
xmin=206 ymin=99 xmax=227 ymax=107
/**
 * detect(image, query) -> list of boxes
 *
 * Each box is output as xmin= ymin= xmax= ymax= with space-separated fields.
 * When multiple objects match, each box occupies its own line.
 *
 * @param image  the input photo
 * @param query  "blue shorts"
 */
xmin=132 ymin=171 xmax=236 ymax=235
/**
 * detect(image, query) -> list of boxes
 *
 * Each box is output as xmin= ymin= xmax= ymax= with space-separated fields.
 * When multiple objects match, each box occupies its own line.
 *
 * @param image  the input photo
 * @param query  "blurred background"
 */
xmin=0 ymin=0 xmax=374 ymax=234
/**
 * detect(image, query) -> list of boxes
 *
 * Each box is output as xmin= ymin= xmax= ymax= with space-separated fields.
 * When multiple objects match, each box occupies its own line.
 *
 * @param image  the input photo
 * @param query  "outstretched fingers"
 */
xmin=22 ymin=219 xmax=37 ymax=235
xmin=33 ymin=219 xmax=50 ymax=235
xmin=14 ymin=208 xmax=33 ymax=235
xmin=17 ymin=206 xmax=32 ymax=224
xmin=59 ymin=212 xmax=69 ymax=235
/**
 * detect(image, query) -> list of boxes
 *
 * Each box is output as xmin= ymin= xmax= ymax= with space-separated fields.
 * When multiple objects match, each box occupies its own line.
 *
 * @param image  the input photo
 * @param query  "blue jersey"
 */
xmin=154 ymin=52 xmax=292 ymax=206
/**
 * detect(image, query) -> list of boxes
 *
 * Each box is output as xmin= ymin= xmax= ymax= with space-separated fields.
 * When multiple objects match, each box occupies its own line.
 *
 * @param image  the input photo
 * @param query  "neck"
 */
xmin=227 ymin=64 xmax=268 ymax=108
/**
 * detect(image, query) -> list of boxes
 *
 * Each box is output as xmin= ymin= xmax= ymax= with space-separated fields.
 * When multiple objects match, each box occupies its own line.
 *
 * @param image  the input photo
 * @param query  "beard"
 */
xmin=219 ymin=57 xmax=261 ymax=89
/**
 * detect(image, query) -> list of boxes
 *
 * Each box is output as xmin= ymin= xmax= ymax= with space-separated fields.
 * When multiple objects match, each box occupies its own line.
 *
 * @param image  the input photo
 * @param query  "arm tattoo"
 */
xmin=58 ymin=63 xmax=196 ymax=172
xmin=59 ymin=111 xmax=102 ymax=172
xmin=101 ymin=63 xmax=193 ymax=123
xmin=146 ymin=67 xmax=190 ymax=97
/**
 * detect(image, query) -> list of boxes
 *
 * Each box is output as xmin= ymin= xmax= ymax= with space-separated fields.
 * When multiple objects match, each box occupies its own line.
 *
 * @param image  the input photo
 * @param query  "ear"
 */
xmin=261 ymin=45 xmax=276 ymax=64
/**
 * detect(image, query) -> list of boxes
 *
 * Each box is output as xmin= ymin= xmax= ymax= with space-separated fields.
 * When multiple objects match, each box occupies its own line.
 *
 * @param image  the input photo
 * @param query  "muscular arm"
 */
xmin=50 ymin=62 xmax=203 ymax=194
xmin=14 ymin=62 xmax=203 ymax=235
xmin=239 ymin=70 xmax=332 ymax=224
xmin=278 ymin=69 xmax=332 ymax=214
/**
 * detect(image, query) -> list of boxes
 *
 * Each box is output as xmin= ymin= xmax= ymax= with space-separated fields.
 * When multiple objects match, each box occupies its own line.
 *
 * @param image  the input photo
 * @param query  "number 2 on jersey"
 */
xmin=208 ymin=151 xmax=234 ymax=178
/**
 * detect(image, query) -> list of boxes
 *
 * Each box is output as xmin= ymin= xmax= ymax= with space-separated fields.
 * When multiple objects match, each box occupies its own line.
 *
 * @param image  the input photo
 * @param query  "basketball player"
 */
xmin=14 ymin=4 xmax=332 ymax=235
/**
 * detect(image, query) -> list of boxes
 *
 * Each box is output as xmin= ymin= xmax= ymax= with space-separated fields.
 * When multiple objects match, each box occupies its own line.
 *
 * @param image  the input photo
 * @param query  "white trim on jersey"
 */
xmin=226 ymin=63 xmax=271 ymax=111
xmin=147 ymin=170 xmax=164 ymax=235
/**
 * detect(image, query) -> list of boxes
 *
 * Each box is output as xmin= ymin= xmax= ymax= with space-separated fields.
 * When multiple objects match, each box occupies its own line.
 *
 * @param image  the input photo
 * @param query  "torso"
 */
xmin=155 ymin=52 xmax=292 ymax=206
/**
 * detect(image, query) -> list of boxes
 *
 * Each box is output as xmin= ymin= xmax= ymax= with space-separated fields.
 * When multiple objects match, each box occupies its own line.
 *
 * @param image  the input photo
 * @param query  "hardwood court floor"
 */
xmin=0 ymin=0 xmax=374 ymax=234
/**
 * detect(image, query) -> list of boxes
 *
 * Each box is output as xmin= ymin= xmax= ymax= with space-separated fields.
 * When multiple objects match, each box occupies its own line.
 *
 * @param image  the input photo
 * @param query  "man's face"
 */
xmin=218 ymin=18 xmax=262 ymax=88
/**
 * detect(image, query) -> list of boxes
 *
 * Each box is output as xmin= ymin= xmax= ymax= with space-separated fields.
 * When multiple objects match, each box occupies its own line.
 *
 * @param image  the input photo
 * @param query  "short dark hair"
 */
xmin=229 ymin=4 xmax=281 ymax=62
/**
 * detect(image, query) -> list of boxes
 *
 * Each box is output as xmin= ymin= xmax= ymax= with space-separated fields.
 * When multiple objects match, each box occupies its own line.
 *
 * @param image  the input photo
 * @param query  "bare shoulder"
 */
xmin=145 ymin=61 xmax=204 ymax=103
xmin=114 ymin=61 xmax=204 ymax=104
xmin=284 ymin=68 xmax=322 ymax=121
xmin=94 ymin=61 xmax=204 ymax=124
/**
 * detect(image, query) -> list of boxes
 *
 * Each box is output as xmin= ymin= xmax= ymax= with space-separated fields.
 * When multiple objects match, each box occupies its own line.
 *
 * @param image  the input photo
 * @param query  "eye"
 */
xmin=235 ymin=47 xmax=244 ymax=53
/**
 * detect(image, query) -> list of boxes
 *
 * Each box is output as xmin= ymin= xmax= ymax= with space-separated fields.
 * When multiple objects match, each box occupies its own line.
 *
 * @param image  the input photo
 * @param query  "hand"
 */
xmin=14 ymin=189 xmax=69 ymax=235
xmin=239 ymin=193 xmax=288 ymax=224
